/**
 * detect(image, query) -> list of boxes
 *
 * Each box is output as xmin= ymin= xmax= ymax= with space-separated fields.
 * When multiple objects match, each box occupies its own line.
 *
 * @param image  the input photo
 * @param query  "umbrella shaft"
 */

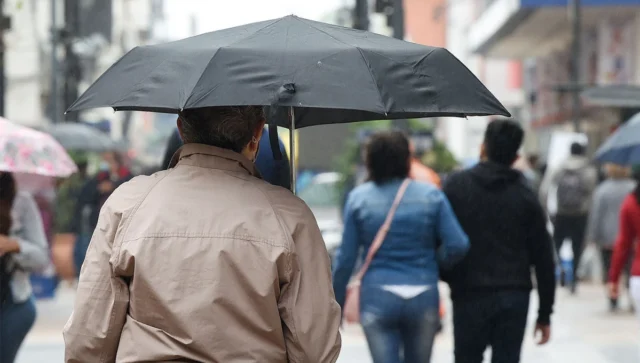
xmin=289 ymin=107 xmax=296 ymax=194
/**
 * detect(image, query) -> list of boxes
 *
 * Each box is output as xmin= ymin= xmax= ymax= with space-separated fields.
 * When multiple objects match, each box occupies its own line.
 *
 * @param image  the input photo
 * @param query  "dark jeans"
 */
xmin=453 ymin=290 xmax=530 ymax=363
xmin=553 ymin=214 xmax=588 ymax=286
xmin=360 ymin=285 xmax=440 ymax=363
xmin=1 ymin=294 xmax=37 ymax=363
xmin=73 ymin=234 xmax=92 ymax=277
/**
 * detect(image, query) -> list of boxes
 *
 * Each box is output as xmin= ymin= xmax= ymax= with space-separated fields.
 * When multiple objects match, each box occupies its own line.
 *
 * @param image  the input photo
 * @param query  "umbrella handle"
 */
xmin=289 ymin=106 xmax=296 ymax=194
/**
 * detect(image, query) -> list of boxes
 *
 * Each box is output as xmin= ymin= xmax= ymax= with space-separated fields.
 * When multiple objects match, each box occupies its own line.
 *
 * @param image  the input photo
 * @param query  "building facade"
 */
xmin=426 ymin=0 xmax=524 ymax=161
xmin=468 ymin=0 xmax=640 ymax=159
xmin=2 ymin=0 xmax=152 ymax=129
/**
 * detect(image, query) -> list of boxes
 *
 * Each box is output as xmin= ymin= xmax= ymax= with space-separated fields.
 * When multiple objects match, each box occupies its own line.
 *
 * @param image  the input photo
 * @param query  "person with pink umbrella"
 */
xmin=0 ymin=118 xmax=76 ymax=362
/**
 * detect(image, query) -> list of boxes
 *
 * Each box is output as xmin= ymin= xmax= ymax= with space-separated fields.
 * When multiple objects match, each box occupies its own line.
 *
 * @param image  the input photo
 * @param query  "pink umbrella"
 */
xmin=0 ymin=118 xmax=77 ymax=177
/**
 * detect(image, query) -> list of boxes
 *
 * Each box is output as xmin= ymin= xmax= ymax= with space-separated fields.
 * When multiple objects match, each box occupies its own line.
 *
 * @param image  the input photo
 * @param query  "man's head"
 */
xmin=570 ymin=142 xmax=586 ymax=156
xmin=480 ymin=120 xmax=524 ymax=166
xmin=177 ymin=106 xmax=266 ymax=161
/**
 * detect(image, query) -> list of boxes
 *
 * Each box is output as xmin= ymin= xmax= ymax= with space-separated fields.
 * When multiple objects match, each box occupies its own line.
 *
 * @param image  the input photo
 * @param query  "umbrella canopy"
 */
xmin=595 ymin=112 xmax=640 ymax=165
xmin=48 ymin=123 xmax=116 ymax=152
xmin=0 ymin=118 xmax=77 ymax=177
xmin=68 ymin=15 xmax=510 ymax=127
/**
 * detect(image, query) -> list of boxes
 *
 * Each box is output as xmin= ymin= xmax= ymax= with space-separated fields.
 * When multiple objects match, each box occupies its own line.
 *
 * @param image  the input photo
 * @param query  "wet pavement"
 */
xmin=16 ymin=282 xmax=639 ymax=363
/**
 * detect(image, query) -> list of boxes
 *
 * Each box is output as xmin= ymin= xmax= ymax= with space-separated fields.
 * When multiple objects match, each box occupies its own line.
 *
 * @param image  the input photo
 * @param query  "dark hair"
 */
xmin=0 ymin=172 xmax=16 ymax=235
xmin=483 ymin=120 xmax=524 ymax=166
xmin=178 ymin=106 xmax=264 ymax=153
xmin=365 ymin=131 xmax=410 ymax=184
xmin=570 ymin=142 xmax=586 ymax=156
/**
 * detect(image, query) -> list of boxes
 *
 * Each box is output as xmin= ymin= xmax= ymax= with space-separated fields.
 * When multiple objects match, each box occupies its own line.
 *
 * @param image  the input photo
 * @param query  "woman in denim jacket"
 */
xmin=333 ymin=131 xmax=469 ymax=363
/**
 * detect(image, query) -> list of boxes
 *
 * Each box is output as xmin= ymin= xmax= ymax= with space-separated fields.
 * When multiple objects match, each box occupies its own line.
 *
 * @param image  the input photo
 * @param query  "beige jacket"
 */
xmin=63 ymin=144 xmax=342 ymax=363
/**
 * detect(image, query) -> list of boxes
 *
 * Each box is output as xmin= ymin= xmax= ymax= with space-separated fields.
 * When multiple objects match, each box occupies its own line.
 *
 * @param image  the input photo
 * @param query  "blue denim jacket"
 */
xmin=332 ymin=179 xmax=469 ymax=308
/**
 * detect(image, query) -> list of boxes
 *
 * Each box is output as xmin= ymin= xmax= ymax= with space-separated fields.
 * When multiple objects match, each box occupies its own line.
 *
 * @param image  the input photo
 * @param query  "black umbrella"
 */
xmin=48 ymin=123 xmax=117 ymax=152
xmin=67 ymin=15 xmax=510 ymax=190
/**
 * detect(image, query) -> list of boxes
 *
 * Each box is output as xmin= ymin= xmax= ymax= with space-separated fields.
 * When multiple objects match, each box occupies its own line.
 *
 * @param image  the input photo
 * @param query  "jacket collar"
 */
xmin=169 ymin=143 xmax=261 ymax=178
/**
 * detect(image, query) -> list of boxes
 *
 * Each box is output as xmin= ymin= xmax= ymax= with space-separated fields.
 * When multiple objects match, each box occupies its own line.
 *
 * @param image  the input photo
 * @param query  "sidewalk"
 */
xmin=17 ymin=282 xmax=640 ymax=363
xmin=339 ymin=283 xmax=639 ymax=363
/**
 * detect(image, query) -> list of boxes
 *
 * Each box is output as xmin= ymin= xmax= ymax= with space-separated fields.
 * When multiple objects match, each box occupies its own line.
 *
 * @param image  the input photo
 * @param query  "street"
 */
xmin=16 ymin=282 xmax=638 ymax=363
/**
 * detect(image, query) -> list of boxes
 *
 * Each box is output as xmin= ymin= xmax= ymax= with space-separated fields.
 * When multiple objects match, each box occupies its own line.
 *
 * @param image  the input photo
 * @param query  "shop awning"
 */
xmin=582 ymin=85 xmax=640 ymax=108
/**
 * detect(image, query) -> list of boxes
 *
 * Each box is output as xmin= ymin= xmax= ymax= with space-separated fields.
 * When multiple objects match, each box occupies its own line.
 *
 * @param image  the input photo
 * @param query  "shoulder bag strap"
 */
xmin=353 ymin=179 xmax=411 ymax=282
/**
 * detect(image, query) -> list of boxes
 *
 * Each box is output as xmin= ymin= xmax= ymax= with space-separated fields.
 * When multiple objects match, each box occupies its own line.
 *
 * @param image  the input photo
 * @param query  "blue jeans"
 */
xmin=360 ymin=285 xmax=440 ymax=363
xmin=453 ymin=290 xmax=530 ymax=363
xmin=1 ymin=294 xmax=37 ymax=363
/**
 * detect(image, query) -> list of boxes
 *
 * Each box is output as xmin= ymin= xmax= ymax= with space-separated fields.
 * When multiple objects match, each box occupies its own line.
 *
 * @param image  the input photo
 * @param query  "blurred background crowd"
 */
xmin=1 ymin=0 xmax=640 ymax=362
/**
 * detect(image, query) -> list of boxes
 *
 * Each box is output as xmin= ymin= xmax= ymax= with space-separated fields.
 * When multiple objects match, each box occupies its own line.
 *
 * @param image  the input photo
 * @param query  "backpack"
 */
xmin=556 ymin=168 xmax=588 ymax=214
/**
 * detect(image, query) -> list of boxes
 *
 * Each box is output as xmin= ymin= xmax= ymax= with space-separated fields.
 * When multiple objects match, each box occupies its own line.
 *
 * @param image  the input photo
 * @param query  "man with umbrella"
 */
xmin=62 ymin=15 xmax=510 ymax=361
xmin=64 ymin=106 xmax=342 ymax=362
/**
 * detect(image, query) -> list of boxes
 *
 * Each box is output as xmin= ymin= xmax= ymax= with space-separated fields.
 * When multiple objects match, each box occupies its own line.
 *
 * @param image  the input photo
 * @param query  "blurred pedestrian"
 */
xmin=586 ymin=163 xmax=635 ymax=311
xmin=609 ymin=166 xmax=640 ymax=323
xmin=443 ymin=120 xmax=556 ymax=363
xmin=333 ymin=131 xmax=469 ymax=363
xmin=52 ymin=152 xmax=89 ymax=279
xmin=514 ymin=154 xmax=542 ymax=192
xmin=540 ymin=142 xmax=598 ymax=293
xmin=0 ymin=172 xmax=50 ymax=363
xmin=64 ymin=106 xmax=341 ymax=362
xmin=70 ymin=152 xmax=133 ymax=274
xmin=84 ymin=152 xmax=132 ymax=233
xmin=409 ymin=140 xmax=441 ymax=188
xmin=162 ymin=126 xmax=291 ymax=189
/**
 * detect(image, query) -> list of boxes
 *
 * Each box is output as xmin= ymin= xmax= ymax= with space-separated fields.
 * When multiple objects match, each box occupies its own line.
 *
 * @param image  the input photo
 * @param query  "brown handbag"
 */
xmin=343 ymin=179 xmax=411 ymax=324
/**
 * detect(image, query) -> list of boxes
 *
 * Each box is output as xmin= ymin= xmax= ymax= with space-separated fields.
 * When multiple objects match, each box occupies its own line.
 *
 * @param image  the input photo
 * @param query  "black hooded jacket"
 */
xmin=443 ymin=162 xmax=556 ymax=325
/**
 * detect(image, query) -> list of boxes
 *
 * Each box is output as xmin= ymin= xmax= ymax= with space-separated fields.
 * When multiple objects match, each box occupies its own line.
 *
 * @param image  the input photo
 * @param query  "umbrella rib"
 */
xmin=356 ymin=48 xmax=387 ymax=114
xmin=183 ymin=18 xmax=286 ymax=109
xmin=297 ymin=19 xmax=387 ymax=113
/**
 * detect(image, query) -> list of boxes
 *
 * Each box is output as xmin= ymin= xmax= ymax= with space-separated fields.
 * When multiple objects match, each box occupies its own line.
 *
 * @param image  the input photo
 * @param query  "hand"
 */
xmin=0 ymin=235 xmax=20 ymax=256
xmin=98 ymin=180 xmax=114 ymax=193
xmin=608 ymin=282 xmax=619 ymax=299
xmin=534 ymin=323 xmax=551 ymax=345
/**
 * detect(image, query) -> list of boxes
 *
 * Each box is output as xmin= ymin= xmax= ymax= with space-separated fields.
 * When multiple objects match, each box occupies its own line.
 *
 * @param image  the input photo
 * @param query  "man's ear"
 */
xmin=256 ymin=121 xmax=266 ymax=139
xmin=177 ymin=116 xmax=185 ymax=141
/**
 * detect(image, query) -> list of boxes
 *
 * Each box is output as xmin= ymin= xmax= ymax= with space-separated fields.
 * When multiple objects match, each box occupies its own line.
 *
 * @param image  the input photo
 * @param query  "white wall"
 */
xmin=441 ymin=0 xmax=488 ymax=161
xmin=3 ymin=0 xmax=57 ymax=127
xmin=442 ymin=0 xmax=523 ymax=162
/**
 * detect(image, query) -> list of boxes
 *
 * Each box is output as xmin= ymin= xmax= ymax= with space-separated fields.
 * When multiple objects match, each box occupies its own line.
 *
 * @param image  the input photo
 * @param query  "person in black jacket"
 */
xmin=162 ymin=127 xmax=291 ymax=189
xmin=443 ymin=120 xmax=556 ymax=363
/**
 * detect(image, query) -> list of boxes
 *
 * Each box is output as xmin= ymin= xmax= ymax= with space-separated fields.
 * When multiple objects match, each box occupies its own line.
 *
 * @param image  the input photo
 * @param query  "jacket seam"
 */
xmin=257 ymin=186 xmax=307 ymax=362
xmin=112 ymin=172 xmax=172 ymax=269
xmin=176 ymin=163 xmax=258 ymax=180
xmin=121 ymin=234 xmax=288 ymax=249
